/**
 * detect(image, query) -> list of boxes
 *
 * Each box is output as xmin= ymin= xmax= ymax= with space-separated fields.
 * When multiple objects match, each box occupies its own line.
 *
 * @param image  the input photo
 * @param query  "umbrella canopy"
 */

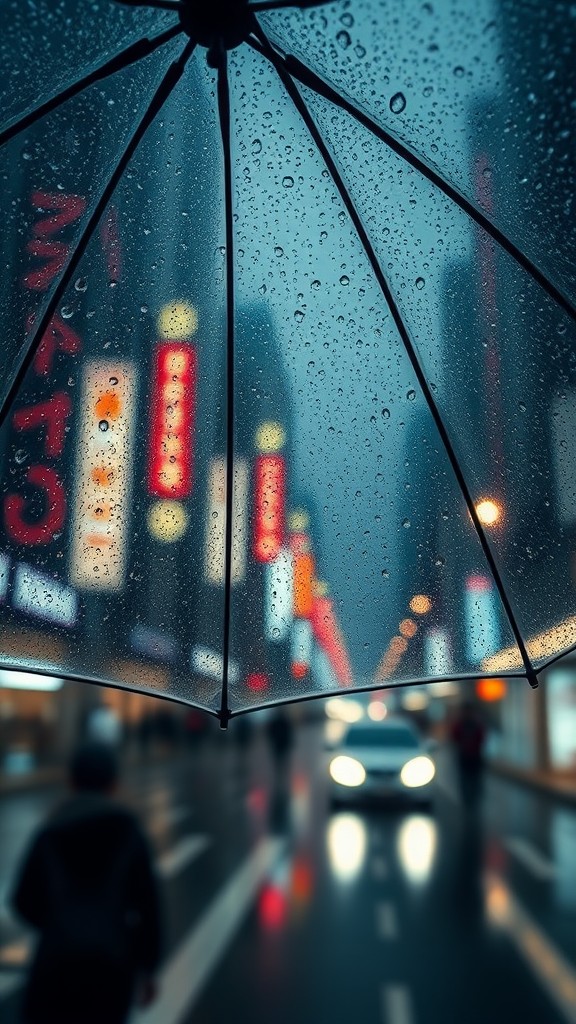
xmin=0 ymin=0 xmax=575 ymax=723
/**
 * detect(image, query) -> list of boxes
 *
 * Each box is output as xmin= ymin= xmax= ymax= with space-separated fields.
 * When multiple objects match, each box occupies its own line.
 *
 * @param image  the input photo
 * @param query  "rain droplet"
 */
xmin=336 ymin=29 xmax=351 ymax=48
xmin=354 ymin=44 xmax=366 ymax=58
xmin=407 ymin=390 xmax=416 ymax=401
xmin=99 ymin=420 xmax=109 ymax=432
xmin=274 ymin=246 xmax=284 ymax=257
xmin=22 ymin=150 xmax=32 ymax=161
xmin=74 ymin=277 xmax=87 ymax=292
xmin=14 ymin=449 xmax=27 ymax=465
xmin=381 ymin=569 xmax=390 ymax=579
xmin=140 ymin=305 xmax=149 ymax=314
xmin=381 ymin=408 xmax=390 ymax=419
xmin=415 ymin=277 xmax=425 ymax=290
xmin=340 ymin=12 xmax=354 ymax=27
xmin=390 ymin=92 xmax=406 ymax=114
xmin=282 ymin=176 xmax=294 ymax=188
xmin=294 ymin=310 xmax=305 ymax=323
xmin=339 ymin=275 xmax=350 ymax=286
xmin=435 ymin=556 xmax=445 ymax=567
xmin=402 ymin=519 xmax=411 ymax=528
xmin=518 ymin=401 xmax=527 ymax=412
xmin=311 ymin=279 xmax=321 ymax=290
xmin=453 ymin=65 xmax=465 ymax=77
xmin=259 ymin=284 xmax=267 ymax=295
xmin=251 ymin=138 xmax=262 ymax=154
xmin=109 ymin=376 xmax=118 ymax=386
xmin=61 ymin=305 xmax=74 ymax=319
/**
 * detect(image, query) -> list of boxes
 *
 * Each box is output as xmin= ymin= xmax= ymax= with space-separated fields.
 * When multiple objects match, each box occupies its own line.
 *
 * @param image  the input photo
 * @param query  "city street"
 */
xmin=1 ymin=720 xmax=576 ymax=1024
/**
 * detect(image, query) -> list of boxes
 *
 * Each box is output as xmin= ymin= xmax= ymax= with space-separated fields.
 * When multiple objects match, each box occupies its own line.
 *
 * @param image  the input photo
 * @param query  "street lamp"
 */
xmin=475 ymin=498 xmax=502 ymax=527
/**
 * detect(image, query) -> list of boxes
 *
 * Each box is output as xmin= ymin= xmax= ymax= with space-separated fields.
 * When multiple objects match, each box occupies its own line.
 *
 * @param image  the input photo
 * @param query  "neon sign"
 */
xmin=3 ymin=191 xmax=86 ymax=548
xmin=253 ymin=454 xmax=286 ymax=563
xmin=69 ymin=361 xmax=136 ymax=591
xmin=148 ymin=343 xmax=197 ymax=499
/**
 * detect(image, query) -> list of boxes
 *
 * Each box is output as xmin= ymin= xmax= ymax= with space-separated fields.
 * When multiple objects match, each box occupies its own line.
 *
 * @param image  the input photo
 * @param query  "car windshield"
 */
xmin=345 ymin=725 xmax=420 ymax=749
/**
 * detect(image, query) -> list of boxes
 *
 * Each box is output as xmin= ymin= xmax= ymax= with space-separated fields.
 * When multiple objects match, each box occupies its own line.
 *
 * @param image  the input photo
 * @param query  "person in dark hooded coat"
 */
xmin=11 ymin=741 xmax=162 ymax=1024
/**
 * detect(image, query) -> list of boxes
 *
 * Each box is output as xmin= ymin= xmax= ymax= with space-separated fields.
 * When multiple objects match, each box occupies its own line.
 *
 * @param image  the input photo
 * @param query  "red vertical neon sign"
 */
xmin=147 ymin=343 xmax=197 ymax=499
xmin=253 ymin=454 xmax=286 ymax=563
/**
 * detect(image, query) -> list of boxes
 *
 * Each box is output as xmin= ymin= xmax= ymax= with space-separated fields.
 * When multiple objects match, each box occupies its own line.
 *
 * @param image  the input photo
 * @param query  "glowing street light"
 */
xmin=475 ymin=498 xmax=502 ymax=527
xmin=409 ymin=594 xmax=432 ymax=616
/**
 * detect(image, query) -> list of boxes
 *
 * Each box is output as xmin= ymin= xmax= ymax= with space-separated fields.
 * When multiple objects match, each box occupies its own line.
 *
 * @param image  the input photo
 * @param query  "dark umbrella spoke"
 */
xmin=0 ymin=38 xmax=195 ymax=436
xmin=248 ymin=39 xmax=576 ymax=327
xmin=216 ymin=47 xmax=236 ymax=726
xmin=251 ymin=24 xmax=538 ymax=690
xmin=0 ymin=25 xmax=183 ymax=150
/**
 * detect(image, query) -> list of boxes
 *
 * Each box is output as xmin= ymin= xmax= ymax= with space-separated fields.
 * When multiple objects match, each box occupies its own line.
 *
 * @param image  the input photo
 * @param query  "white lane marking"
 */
xmin=485 ymin=873 xmax=576 ymax=1022
xmin=376 ymin=901 xmax=398 ymax=941
xmin=381 ymin=984 xmax=414 ymax=1024
xmin=136 ymin=838 xmax=285 ymax=1024
xmin=158 ymin=835 xmax=210 ymax=880
xmin=504 ymin=838 xmax=556 ymax=881
xmin=372 ymin=856 xmax=388 ymax=881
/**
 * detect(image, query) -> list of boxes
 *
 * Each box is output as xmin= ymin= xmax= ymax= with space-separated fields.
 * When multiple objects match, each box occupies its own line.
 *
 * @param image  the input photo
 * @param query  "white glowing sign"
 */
xmin=190 ymin=645 xmax=240 ymax=684
xmin=203 ymin=457 xmax=249 ymax=586
xmin=264 ymin=548 xmax=293 ymax=642
xmin=13 ymin=563 xmax=77 ymax=627
xmin=69 ymin=362 xmax=136 ymax=591
xmin=0 ymin=552 xmax=9 ymax=601
xmin=0 ymin=669 xmax=63 ymax=691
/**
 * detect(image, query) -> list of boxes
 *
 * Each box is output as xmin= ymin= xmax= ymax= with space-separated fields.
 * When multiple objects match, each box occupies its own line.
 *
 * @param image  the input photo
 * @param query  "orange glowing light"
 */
xmin=94 ymin=391 xmax=121 ymax=421
xmin=389 ymin=635 xmax=408 ymax=654
xmin=91 ymin=466 xmax=114 ymax=487
xmin=409 ymin=594 xmax=432 ymax=615
xmin=475 ymin=499 xmax=502 ymax=527
xmin=476 ymin=677 xmax=507 ymax=702
xmin=291 ymin=662 xmax=308 ymax=679
xmin=399 ymin=618 xmax=417 ymax=639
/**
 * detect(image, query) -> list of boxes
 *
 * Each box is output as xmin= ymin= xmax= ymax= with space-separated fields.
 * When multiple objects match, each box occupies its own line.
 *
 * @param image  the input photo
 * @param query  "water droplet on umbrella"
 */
xmin=382 ymin=408 xmax=390 ymax=419
xmin=274 ymin=246 xmax=284 ymax=257
xmin=390 ymin=92 xmax=406 ymax=114
xmin=381 ymin=568 xmax=390 ymax=578
xmin=402 ymin=519 xmax=411 ymax=528
xmin=454 ymin=66 xmax=465 ymax=77
xmin=311 ymin=280 xmax=321 ymax=290
xmin=99 ymin=420 xmax=109 ymax=432
xmin=415 ymin=277 xmax=425 ymax=290
xmin=407 ymin=390 xmax=416 ymax=401
xmin=259 ymin=284 xmax=267 ymax=295
xmin=337 ymin=29 xmax=351 ymax=48
xmin=435 ymin=557 xmax=445 ymax=566
xmin=216 ymin=246 xmax=226 ymax=256
xmin=109 ymin=376 xmax=118 ymax=386
xmin=61 ymin=305 xmax=74 ymax=319
xmin=22 ymin=150 xmax=32 ymax=161
xmin=14 ymin=449 xmax=27 ymax=465
xmin=74 ymin=277 xmax=87 ymax=292
xmin=518 ymin=401 xmax=527 ymax=412
xmin=252 ymin=138 xmax=262 ymax=154
xmin=282 ymin=176 xmax=294 ymax=188
xmin=354 ymin=44 xmax=366 ymax=57
xmin=141 ymin=305 xmax=148 ymax=314
xmin=340 ymin=12 xmax=354 ymax=26
xmin=294 ymin=310 xmax=305 ymax=323
xmin=340 ymin=275 xmax=350 ymax=286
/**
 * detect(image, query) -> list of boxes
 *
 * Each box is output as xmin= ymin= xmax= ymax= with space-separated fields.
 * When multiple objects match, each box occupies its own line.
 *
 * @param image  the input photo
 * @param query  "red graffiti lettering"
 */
xmin=4 ymin=465 xmax=66 ymax=546
xmin=13 ymin=392 xmax=72 ymax=459
xmin=31 ymin=191 xmax=86 ymax=239
xmin=29 ymin=314 xmax=82 ymax=376
xmin=23 ymin=240 xmax=68 ymax=291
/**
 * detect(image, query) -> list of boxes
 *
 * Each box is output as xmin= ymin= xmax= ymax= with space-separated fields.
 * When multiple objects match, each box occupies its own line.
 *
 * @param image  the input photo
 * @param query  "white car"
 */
xmin=328 ymin=718 xmax=436 ymax=806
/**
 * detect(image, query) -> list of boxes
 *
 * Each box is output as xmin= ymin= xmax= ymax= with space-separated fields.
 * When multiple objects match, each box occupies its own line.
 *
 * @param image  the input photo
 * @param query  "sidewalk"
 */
xmin=490 ymin=758 xmax=576 ymax=807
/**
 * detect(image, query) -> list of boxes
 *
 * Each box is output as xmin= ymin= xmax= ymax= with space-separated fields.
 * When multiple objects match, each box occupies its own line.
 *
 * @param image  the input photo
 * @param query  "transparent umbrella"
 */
xmin=0 ymin=0 xmax=574 ymax=724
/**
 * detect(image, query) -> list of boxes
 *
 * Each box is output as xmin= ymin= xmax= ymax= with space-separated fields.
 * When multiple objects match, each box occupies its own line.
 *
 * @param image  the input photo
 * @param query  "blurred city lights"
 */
xmin=246 ymin=673 xmax=268 ymax=693
xmin=476 ymin=677 xmax=507 ymax=702
xmin=409 ymin=594 xmax=432 ymax=615
xmin=157 ymin=301 xmax=198 ymax=340
xmin=367 ymin=701 xmax=387 ymax=721
xmin=399 ymin=618 xmax=418 ymax=639
xmin=325 ymin=697 xmax=364 ymax=723
xmin=254 ymin=420 xmax=286 ymax=453
xmin=288 ymin=508 xmax=310 ymax=532
xmin=475 ymin=498 xmax=502 ymax=527
xmin=401 ymin=690 xmax=430 ymax=712
xmin=147 ymin=500 xmax=188 ymax=543
xmin=326 ymin=814 xmax=367 ymax=881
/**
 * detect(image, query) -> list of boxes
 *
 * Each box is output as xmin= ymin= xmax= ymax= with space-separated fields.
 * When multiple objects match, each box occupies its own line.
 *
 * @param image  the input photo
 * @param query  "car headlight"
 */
xmin=329 ymin=755 xmax=366 ymax=788
xmin=400 ymin=756 xmax=435 ymax=788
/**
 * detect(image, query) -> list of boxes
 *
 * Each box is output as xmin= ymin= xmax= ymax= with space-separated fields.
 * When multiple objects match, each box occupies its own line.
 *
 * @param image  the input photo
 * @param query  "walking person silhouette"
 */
xmin=11 ymin=741 xmax=162 ymax=1024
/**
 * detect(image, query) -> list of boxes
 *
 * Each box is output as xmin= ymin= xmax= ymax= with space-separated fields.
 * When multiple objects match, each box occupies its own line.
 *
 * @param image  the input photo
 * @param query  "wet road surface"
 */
xmin=1 ymin=722 xmax=576 ymax=1024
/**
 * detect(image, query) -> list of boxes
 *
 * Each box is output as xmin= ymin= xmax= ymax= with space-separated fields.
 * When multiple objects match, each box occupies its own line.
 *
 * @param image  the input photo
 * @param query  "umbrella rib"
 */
xmin=216 ymin=47 xmax=235 ymax=728
xmin=0 ymin=38 xmax=195 ymax=435
xmin=248 ymin=37 xmax=576 ymax=326
xmin=0 ymin=24 xmax=183 ymax=150
xmin=253 ymin=25 xmax=539 ymax=689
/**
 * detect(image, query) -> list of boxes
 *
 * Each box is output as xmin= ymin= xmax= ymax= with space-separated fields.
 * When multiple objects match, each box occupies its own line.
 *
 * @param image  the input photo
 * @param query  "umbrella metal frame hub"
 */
xmin=178 ymin=0 xmax=252 ymax=57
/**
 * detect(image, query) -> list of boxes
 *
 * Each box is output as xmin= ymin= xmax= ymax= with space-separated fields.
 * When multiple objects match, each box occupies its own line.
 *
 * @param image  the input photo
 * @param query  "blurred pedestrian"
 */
xmin=11 ymin=741 xmax=162 ymax=1024
xmin=449 ymin=702 xmax=487 ymax=807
